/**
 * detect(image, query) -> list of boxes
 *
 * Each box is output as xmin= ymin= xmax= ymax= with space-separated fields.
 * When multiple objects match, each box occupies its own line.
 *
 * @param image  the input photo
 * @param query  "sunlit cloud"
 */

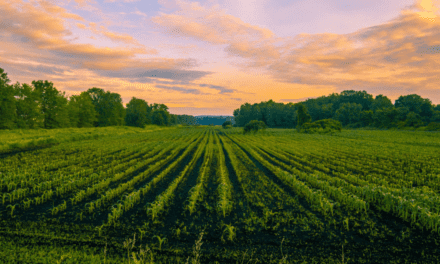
xmin=1 ymin=0 xmax=440 ymax=116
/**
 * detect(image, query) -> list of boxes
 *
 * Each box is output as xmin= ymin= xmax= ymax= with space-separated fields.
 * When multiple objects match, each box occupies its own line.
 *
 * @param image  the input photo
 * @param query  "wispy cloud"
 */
xmin=1 ymin=0 xmax=439 ymax=116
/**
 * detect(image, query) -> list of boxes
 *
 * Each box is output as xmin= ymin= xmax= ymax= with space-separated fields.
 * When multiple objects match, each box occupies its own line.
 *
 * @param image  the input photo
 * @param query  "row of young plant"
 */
xmin=252 ymin=131 xmax=440 ymax=190
xmin=1 ymin=129 xmax=191 ymax=217
xmin=50 ymin=133 xmax=196 ymax=216
xmin=1 ymin=132 xmax=165 ymax=204
xmin=239 ymin=134 xmax=398 ymax=191
xmin=226 ymin=134 xmax=348 ymax=216
xmin=81 ymin=131 xmax=205 ymax=223
xmin=184 ymin=130 xmax=214 ymax=215
xmin=212 ymin=132 xmax=234 ymax=218
xmin=230 ymin=133 xmax=440 ymax=235
xmin=248 ymin=133 xmax=398 ymax=179
xmin=105 ymin=131 xmax=208 ymax=225
xmin=290 ymin=143 xmax=439 ymax=191
xmin=68 ymin=131 xmax=194 ymax=206
xmin=218 ymin=133 xmax=325 ymax=235
xmin=144 ymin=131 xmax=211 ymax=222
xmin=0 ymin=126 xmax=162 ymax=153
xmin=247 ymin=132 xmax=440 ymax=194
xmin=258 ymin=133 xmax=439 ymax=207
xmin=0 ymin=130 xmax=160 ymax=193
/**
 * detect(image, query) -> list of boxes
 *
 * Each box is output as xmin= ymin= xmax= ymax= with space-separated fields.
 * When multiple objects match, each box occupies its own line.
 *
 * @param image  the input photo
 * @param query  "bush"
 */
xmin=243 ymin=120 xmax=267 ymax=134
xmin=222 ymin=121 xmax=232 ymax=129
xmin=299 ymin=119 xmax=342 ymax=134
xmin=425 ymin=122 xmax=440 ymax=131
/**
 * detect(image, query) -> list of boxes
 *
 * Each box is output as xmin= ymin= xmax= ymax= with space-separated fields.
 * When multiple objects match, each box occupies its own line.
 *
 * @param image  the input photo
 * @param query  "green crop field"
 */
xmin=1 ymin=126 xmax=440 ymax=263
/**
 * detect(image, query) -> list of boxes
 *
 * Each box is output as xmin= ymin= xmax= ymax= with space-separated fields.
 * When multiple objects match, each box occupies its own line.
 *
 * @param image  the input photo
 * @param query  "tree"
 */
xmin=335 ymin=103 xmax=362 ymax=126
xmin=68 ymin=92 xmax=97 ymax=128
xmin=0 ymin=68 xmax=16 ymax=129
xmin=372 ymin=108 xmax=399 ymax=128
xmin=54 ymin=92 xmax=71 ymax=128
xmin=234 ymin=103 xmax=253 ymax=127
xmin=86 ymin=88 xmax=125 ymax=127
xmin=169 ymin=114 xmax=177 ymax=125
xmin=13 ymin=82 xmax=43 ymax=129
xmin=32 ymin=80 xmax=70 ymax=129
xmin=125 ymin=97 xmax=149 ymax=128
xmin=335 ymin=90 xmax=374 ymax=111
xmin=296 ymin=104 xmax=311 ymax=128
xmin=371 ymin=94 xmax=393 ymax=112
xmin=360 ymin=110 xmax=374 ymax=127
xmin=222 ymin=121 xmax=232 ymax=129
xmin=395 ymin=94 xmax=434 ymax=122
xmin=152 ymin=109 xmax=170 ymax=126
xmin=405 ymin=112 xmax=424 ymax=128
xmin=430 ymin=110 xmax=440 ymax=123
xmin=243 ymin=120 xmax=266 ymax=134
xmin=107 ymin=92 xmax=125 ymax=126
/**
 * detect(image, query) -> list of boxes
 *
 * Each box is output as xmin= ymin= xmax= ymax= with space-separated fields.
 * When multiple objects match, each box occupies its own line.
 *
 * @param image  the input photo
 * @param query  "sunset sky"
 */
xmin=1 ymin=0 xmax=439 ymax=116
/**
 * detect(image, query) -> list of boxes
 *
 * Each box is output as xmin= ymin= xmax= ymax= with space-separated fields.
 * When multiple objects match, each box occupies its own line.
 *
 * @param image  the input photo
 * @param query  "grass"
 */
xmin=0 ymin=227 xmax=350 ymax=264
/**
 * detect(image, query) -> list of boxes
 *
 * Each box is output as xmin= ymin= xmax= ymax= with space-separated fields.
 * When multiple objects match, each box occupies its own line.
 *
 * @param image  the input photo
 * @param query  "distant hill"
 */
xmin=193 ymin=115 xmax=235 ymax=126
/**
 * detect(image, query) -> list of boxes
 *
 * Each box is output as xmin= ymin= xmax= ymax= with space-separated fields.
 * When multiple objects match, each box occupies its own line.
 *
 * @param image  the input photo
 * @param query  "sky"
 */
xmin=1 ymin=0 xmax=440 ymax=116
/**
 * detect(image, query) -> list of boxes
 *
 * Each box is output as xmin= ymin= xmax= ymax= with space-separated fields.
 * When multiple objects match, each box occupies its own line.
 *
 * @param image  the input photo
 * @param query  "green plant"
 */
xmin=6 ymin=203 xmax=19 ymax=218
xmin=153 ymin=235 xmax=167 ymax=251
xmin=123 ymin=233 xmax=136 ymax=264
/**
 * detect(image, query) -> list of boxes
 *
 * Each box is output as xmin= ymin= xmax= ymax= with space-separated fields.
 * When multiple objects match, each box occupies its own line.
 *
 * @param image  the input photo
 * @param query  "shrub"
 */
xmin=222 ymin=121 xmax=232 ymax=129
xmin=425 ymin=122 xmax=440 ymax=131
xmin=243 ymin=120 xmax=267 ymax=134
xmin=299 ymin=119 xmax=342 ymax=134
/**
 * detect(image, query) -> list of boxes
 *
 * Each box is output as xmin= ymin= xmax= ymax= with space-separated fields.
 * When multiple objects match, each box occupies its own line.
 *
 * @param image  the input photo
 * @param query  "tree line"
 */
xmin=0 ymin=68 xmax=199 ymax=129
xmin=233 ymin=90 xmax=440 ymax=130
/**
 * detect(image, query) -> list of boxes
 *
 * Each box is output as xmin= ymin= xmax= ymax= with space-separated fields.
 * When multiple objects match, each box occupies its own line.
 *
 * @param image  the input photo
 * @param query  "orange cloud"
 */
xmin=152 ymin=0 xmax=278 ymax=65
xmin=38 ymin=0 xmax=85 ymax=21
xmin=410 ymin=0 xmax=440 ymax=21
xmin=0 ymin=0 xmax=207 ymax=82
xmin=152 ymin=1 xmax=274 ymax=41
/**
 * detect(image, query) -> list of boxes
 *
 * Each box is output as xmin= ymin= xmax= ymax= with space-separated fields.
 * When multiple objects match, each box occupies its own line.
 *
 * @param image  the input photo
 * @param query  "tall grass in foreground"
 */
xmin=44 ymin=230 xmax=347 ymax=264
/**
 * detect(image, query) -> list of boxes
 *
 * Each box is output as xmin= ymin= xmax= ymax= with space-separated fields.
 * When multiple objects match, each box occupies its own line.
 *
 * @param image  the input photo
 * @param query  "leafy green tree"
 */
xmin=430 ymin=110 xmax=440 ymax=123
xmin=404 ymin=112 xmax=424 ymax=128
xmin=32 ymin=80 xmax=70 ymax=129
xmin=125 ymin=97 xmax=149 ymax=128
xmin=243 ymin=120 xmax=266 ymax=134
xmin=169 ymin=114 xmax=177 ymax=125
xmin=371 ymin=94 xmax=393 ymax=112
xmin=0 ymin=68 xmax=16 ymax=129
xmin=434 ymin=104 xmax=440 ymax=111
xmin=13 ymin=82 xmax=43 ymax=129
xmin=372 ymin=108 xmax=399 ymax=128
xmin=335 ymin=90 xmax=374 ymax=111
xmin=394 ymin=107 xmax=410 ymax=122
xmin=152 ymin=109 xmax=170 ymax=126
xmin=222 ymin=121 xmax=232 ymax=129
xmin=360 ymin=110 xmax=374 ymax=127
xmin=335 ymin=103 xmax=362 ymax=126
xmin=107 ymin=92 xmax=125 ymax=126
xmin=234 ymin=103 xmax=253 ymax=127
xmin=54 ymin=92 xmax=71 ymax=128
xmin=86 ymin=88 xmax=125 ymax=127
xmin=296 ymin=104 xmax=311 ymax=128
xmin=394 ymin=94 xmax=433 ymax=122
xmin=68 ymin=92 xmax=97 ymax=128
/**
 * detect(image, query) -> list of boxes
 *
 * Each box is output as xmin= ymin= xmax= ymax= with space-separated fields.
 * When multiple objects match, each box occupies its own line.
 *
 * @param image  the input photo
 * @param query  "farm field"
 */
xmin=1 ymin=126 xmax=440 ymax=263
